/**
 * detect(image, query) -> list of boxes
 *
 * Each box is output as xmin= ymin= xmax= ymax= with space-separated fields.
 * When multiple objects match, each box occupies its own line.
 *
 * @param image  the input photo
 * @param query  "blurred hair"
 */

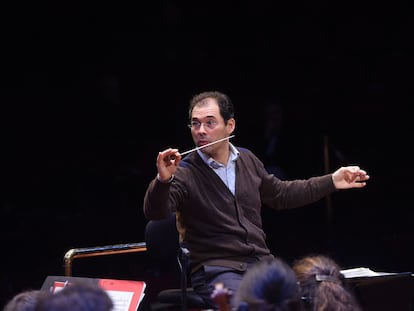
xmin=35 ymin=281 xmax=113 ymax=311
xmin=292 ymin=254 xmax=362 ymax=311
xmin=3 ymin=290 xmax=48 ymax=311
xmin=234 ymin=257 xmax=304 ymax=311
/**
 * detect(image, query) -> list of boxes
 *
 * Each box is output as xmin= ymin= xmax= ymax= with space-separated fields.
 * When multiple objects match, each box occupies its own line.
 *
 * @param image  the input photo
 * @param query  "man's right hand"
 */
xmin=156 ymin=148 xmax=181 ymax=181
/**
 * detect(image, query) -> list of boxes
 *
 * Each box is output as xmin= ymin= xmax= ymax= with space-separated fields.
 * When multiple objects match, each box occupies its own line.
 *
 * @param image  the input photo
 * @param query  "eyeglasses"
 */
xmin=188 ymin=120 xmax=218 ymax=130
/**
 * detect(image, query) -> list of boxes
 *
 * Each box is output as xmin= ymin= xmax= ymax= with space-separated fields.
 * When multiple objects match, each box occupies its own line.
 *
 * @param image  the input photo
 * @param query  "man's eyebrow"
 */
xmin=192 ymin=115 xmax=216 ymax=119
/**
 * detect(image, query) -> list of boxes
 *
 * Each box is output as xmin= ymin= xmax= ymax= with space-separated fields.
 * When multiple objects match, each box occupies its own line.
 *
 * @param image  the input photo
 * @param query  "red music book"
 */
xmin=42 ymin=275 xmax=146 ymax=311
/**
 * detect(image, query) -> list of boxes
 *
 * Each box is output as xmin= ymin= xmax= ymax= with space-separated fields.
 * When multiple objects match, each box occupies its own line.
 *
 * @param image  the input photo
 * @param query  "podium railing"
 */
xmin=63 ymin=242 xmax=147 ymax=276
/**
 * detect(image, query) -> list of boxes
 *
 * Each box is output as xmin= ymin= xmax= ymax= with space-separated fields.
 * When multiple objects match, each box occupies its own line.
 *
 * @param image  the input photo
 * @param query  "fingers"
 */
xmin=344 ymin=166 xmax=369 ymax=182
xmin=158 ymin=148 xmax=180 ymax=165
xmin=354 ymin=181 xmax=367 ymax=188
xmin=156 ymin=149 xmax=180 ymax=182
xmin=333 ymin=166 xmax=370 ymax=189
xmin=214 ymin=282 xmax=224 ymax=290
xmin=347 ymin=168 xmax=370 ymax=189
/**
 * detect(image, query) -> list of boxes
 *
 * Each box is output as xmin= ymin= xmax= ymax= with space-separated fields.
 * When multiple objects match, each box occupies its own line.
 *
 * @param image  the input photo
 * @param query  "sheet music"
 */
xmin=106 ymin=290 xmax=135 ymax=311
xmin=48 ymin=278 xmax=146 ymax=311
xmin=341 ymin=267 xmax=398 ymax=278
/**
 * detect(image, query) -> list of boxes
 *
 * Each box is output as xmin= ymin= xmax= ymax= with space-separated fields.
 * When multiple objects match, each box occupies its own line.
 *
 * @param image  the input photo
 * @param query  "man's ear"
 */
xmin=227 ymin=118 xmax=236 ymax=134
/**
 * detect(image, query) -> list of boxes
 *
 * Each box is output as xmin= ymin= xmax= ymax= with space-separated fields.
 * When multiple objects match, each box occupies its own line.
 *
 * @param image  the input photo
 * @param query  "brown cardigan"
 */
xmin=143 ymin=146 xmax=336 ymax=273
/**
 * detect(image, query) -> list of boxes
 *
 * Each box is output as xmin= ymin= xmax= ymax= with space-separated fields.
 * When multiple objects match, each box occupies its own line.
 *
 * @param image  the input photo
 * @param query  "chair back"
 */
xmin=144 ymin=213 xmax=208 ymax=310
xmin=144 ymin=213 xmax=180 ymax=270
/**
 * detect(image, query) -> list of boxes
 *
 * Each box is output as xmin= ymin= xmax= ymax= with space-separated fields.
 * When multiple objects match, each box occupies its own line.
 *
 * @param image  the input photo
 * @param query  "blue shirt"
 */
xmin=197 ymin=143 xmax=240 ymax=195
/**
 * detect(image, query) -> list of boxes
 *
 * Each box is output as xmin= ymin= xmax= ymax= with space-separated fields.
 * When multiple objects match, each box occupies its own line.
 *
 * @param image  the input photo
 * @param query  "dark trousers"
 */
xmin=191 ymin=263 xmax=256 ymax=310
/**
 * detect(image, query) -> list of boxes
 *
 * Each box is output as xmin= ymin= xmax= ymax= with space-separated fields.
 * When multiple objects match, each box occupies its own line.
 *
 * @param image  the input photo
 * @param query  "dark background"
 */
xmin=1 ymin=1 xmax=412 ymax=308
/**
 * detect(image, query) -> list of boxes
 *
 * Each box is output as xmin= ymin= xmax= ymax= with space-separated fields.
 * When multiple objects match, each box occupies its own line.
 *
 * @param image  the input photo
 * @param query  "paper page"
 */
xmin=106 ymin=290 xmax=135 ymax=311
xmin=341 ymin=267 xmax=397 ymax=278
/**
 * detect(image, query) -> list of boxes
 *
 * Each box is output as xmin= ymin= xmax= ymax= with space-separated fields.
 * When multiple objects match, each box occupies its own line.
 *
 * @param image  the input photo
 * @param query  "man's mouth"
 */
xmin=198 ymin=140 xmax=209 ymax=147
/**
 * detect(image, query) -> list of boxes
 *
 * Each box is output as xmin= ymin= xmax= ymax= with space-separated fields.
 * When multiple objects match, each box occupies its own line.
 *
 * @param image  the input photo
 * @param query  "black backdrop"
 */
xmin=1 ymin=1 xmax=412 ymax=308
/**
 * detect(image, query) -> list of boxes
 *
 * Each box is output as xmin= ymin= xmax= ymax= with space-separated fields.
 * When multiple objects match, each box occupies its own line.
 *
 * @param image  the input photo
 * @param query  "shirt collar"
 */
xmin=197 ymin=142 xmax=239 ymax=168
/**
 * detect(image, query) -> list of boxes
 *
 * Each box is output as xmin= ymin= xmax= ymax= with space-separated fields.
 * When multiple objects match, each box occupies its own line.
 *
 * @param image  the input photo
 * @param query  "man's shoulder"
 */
xmin=235 ymin=146 xmax=257 ymax=158
xmin=236 ymin=146 xmax=251 ymax=154
xmin=235 ymin=147 xmax=263 ymax=166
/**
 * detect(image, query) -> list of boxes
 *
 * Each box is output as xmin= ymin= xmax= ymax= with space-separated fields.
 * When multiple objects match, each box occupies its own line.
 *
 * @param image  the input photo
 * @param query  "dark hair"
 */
xmin=35 ymin=281 xmax=113 ymax=311
xmin=234 ymin=257 xmax=303 ymax=311
xmin=292 ymin=254 xmax=362 ymax=311
xmin=189 ymin=91 xmax=235 ymax=123
xmin=3 ymin=290 xmax=48 ymax=311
